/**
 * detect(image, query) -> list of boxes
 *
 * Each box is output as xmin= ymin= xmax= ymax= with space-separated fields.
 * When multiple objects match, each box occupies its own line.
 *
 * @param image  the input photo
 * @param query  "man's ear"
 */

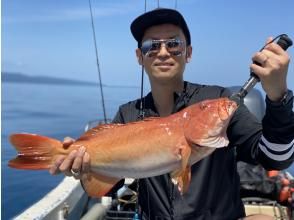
xmin=186 ymin=46 xmax=192 ymax=63
xmin=136 ymin=48 xmax=143 ymax=65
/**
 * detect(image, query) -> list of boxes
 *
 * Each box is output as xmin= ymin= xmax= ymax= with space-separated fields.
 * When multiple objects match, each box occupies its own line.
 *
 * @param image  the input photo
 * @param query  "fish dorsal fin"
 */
xmin=142 ymin=116 xmax=160 ymax=121
xmin=78 ymin=123 xmax=124 ymax=140
xmin=116 ymin=117 xmax=160 ymax=125
xmin=92 ymin=123 xmax=124 ymax=131
xmin=125 ymin=116 xmax=160 ymax=124
xmin=78 ymin=117 xmax=160 ymax=140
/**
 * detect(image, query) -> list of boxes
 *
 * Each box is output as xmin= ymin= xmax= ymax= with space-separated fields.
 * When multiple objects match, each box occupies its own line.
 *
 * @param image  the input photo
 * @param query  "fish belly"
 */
xmin=88 ymin=122 xmax=183 ymax=178
xmin=92 ymin=149 xmax=181 ymax=178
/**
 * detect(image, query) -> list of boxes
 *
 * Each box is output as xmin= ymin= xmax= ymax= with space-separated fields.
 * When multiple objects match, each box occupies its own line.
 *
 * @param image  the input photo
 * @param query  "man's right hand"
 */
xmin=49 ymin=137 xmax=90 ymax=179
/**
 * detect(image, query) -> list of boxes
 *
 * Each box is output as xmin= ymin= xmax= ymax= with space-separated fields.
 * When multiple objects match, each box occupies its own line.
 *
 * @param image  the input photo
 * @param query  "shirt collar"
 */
xmin=142 ymin=81 xmax=198 ymax=116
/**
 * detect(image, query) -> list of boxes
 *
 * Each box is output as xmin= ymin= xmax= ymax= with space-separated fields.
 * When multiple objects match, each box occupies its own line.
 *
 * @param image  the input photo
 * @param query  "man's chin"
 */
xmin=150 ymin=74 xmax=180 ymax=84
xmin=153 ymin=73 xmax=175 ymax=80
xmin=152 ymin=68 xmax=176 ymax=76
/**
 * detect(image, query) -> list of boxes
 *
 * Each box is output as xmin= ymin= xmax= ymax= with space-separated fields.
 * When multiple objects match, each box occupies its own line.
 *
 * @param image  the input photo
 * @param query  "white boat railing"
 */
xmin=13 ymin=177 xmax=86 ymax=220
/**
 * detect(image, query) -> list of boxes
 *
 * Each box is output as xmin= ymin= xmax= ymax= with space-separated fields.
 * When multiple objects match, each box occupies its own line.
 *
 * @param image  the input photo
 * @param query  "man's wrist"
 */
xmin=266 ymin=89 xmax=293 ymax=106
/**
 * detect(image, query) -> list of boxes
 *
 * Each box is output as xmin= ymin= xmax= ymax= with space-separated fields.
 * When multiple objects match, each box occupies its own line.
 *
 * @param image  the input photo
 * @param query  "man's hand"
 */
xmin=250 ymin=37 xmax=290 ymax=101
xmin=49 ymin=137 xmax=90 ymax=179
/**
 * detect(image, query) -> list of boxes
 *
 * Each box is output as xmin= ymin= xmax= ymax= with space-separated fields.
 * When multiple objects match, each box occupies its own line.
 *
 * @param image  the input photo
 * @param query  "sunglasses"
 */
xmin=141 ymin=38 xmax=186 ymax=57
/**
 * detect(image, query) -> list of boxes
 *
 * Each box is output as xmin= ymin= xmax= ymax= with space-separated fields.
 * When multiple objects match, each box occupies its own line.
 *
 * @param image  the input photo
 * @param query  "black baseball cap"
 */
xmin=130 ymin=8 xmax=191 ymax=47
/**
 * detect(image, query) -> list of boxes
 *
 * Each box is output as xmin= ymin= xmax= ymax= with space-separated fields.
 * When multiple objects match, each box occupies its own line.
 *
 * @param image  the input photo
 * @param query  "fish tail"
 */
xmin=8 ymin=133 xmax=63 ymax=170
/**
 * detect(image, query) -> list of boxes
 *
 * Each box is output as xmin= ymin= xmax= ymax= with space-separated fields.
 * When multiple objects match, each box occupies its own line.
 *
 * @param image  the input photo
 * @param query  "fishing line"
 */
xmin=259 ymin=34 xmax=288 ymax=51
xmin=88 ymin=0 xmax=108 ymax=124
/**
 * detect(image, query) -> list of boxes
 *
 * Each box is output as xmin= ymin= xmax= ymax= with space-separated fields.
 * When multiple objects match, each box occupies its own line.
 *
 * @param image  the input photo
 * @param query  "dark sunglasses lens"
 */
xmin=166 ymin=40 xmax=180 ymax=48
xmin=167 ymin=40 xmax=184 ymax=56
xmin=141 ymin=39 xmax=185 ymax=57
xmin=141 ymin=40 xmax=153 ymax=55
xmin=151 ymin=42 xmax=161 ymax=50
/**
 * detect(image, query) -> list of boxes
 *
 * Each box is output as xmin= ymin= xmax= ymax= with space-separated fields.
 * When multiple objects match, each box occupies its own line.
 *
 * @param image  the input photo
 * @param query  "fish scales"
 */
xmin=8 ymin=97 xmax=238 ymax=197
xmin=79 ymin=117 xmax=186 ymax=178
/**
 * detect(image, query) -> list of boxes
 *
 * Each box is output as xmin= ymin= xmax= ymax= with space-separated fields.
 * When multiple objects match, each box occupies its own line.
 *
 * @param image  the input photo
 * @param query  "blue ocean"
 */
xmin=2 ymin=82 xmax=294 ymax=220
xmin=1 ymin=82 xmax=140 ymax=219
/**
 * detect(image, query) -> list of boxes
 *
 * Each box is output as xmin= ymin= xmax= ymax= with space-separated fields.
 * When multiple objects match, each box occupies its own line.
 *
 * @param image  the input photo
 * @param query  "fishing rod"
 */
xmin=134 ymin=1 xmax=148 ymax=218
xmin=138 ymin=0 xmax=148 ymax=119
xmin=231 ymin=34 xmax=293 ymax=103
xmin=88 ymin=0 xmax=108 ymax=124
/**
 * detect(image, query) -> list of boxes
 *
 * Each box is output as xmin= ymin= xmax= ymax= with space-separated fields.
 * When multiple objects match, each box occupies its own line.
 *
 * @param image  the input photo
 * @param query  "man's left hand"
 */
xmin=250 ymin=37 xmax=290 ymax=102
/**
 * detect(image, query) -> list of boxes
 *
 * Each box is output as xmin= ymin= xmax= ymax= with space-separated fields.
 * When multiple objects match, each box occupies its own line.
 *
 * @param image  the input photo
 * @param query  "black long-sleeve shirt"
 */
xmin=112 ymin=81 xmax=294 ymax=220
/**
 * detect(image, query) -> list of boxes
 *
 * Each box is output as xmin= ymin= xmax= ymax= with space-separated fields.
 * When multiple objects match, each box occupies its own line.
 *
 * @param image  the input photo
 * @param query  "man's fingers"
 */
xmin=82 ymin=152 xmax=91 ymax=173
xmin=49 ymin=156 xmax=66 ymax=175
xmin=264 ymin=36 xmax=288 ymax=56
xmin=252 ymin=51 xmax=269 ymax=66
xmin=265 ymin=36 xmax=273 ymax=45
xmin=49 ymin=143 xmax=88 ymax=179
xmin=71 ymin=146 xmax=86 ymax=173
xmin=58 ymin=149 xmax=78 ymax=176
xmin=250 ymin=62 xmax=269 ymax=78
xmin=63 ymin=136 xmax=75 ymax=149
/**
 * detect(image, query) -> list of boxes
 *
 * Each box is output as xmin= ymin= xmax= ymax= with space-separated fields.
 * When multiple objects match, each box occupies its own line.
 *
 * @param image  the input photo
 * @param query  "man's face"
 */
xmin=136 ymin=24 xmax=192 ymax=84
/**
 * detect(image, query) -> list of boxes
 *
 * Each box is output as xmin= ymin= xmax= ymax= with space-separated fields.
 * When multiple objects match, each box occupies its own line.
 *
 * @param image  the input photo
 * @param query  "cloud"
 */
xmin=1 ymin=60 xmax=27 ymax=72
xmin=3 ymin=3 xmax=136 ymax=24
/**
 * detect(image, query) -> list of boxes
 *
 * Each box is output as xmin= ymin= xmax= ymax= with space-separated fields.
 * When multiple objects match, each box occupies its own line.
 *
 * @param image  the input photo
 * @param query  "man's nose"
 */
xmin=157 ymin=43 xmax=170 ymax=57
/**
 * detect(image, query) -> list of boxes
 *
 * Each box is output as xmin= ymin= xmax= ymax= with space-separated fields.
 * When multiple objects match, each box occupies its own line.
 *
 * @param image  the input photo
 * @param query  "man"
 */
xmin=50 ymin=8 xmax=294 ymax=220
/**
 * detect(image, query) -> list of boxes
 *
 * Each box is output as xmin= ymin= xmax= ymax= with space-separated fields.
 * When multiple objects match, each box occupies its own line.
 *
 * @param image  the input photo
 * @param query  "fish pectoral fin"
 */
xmin=170 ymin=143 xmax=191 ymax=194
xmin=171 ymin=166 xmax=191 ymax=194
xmin=81 ymin=172 xmax=120 ymax=198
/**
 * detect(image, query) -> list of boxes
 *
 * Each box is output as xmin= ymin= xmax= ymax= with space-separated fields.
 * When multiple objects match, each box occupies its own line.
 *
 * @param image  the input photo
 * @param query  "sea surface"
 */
xmin=1 ymin=82 xmax=140 ymax=219
xmin=2 ymin=82 xmax=294 ymax=220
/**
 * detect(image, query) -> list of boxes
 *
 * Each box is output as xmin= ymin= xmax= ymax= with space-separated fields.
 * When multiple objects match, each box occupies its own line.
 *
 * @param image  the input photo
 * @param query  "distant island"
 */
xmin=2 ymin=72 xmax=100 ymax=86
xmin=2 ymin=72 xmax=138 ymax=88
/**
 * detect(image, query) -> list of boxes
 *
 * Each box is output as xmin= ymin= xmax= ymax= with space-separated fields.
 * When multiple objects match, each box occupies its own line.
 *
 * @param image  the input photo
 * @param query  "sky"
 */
xmin=2 ymin=0 xmax=294 ymax=89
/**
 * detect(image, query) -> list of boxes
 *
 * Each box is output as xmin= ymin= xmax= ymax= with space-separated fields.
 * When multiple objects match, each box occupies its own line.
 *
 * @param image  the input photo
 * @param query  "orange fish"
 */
xmin=8 ymin=97 xmax=238 ymax=197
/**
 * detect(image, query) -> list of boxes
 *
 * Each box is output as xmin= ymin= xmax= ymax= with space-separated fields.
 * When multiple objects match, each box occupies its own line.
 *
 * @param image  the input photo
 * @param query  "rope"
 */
xmin=88 ymin=0 xmax=108 ymax=124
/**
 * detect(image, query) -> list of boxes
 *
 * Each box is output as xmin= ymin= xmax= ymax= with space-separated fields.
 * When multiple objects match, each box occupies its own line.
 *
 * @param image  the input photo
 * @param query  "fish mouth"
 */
xmin=226 ymin=101 xmax=238 ymax=115
xmin=219 ymin=99 xmax=238 ymax=121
